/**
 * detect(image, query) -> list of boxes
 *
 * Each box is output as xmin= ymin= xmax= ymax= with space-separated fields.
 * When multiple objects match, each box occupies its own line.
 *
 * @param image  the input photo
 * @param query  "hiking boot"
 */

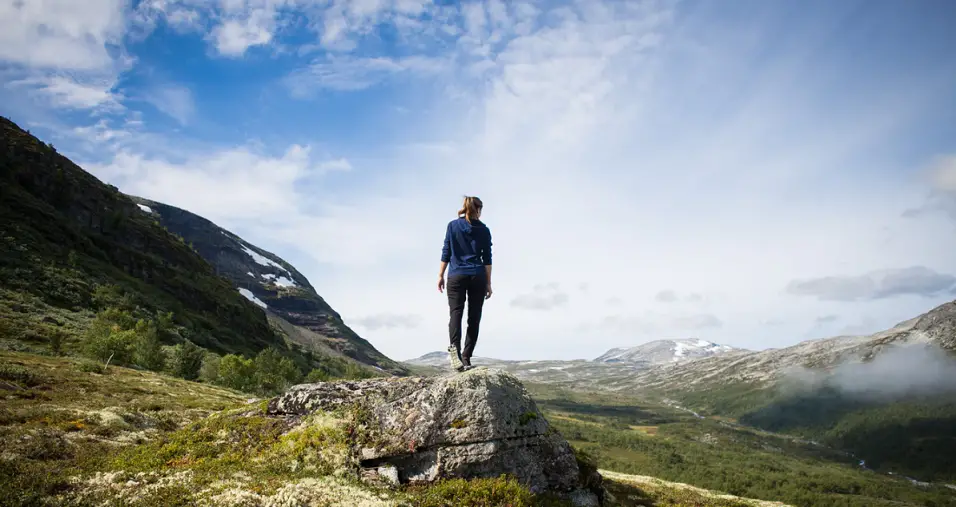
xmin=462 ymin=356 xmax=472 ymax=368
xmin=447 ymin=345 xmax=464 ymax=371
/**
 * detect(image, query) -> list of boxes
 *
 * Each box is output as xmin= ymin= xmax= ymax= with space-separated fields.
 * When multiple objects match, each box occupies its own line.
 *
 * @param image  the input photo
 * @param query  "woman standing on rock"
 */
xmin=438 ymin=195 xmax=493 ymax=372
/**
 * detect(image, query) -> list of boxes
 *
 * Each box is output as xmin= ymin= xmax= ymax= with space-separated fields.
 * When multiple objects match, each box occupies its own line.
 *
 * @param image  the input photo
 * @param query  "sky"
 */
xmin=2 ymin=0 xmax=956 ymax=362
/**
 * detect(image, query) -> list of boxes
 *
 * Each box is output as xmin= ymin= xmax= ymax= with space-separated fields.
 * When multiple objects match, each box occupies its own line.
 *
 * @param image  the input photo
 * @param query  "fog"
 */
xmin=782 ymin=336 xmax=956 ymax=401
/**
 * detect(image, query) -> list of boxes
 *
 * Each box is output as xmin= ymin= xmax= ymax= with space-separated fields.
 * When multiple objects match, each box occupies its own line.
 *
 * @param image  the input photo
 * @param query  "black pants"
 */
xmin=447 ymin=273 xmax=487 ymax=360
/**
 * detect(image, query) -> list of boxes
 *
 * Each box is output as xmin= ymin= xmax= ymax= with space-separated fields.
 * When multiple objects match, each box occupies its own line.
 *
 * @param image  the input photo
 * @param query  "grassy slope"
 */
xmin=1 ymin=350 xmax=786 ymax=507
xmin=0 ymin=115 xmax=281 ymax=358
xmin=651 ymin=380 xmax=956 ymax=484
xmin=524 ymin=382 xmax=956 ymax=507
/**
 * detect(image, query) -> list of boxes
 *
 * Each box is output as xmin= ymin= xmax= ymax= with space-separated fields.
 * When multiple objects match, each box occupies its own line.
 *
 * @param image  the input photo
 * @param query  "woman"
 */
xmin=438 ymin=195 xmax=493 ymax=372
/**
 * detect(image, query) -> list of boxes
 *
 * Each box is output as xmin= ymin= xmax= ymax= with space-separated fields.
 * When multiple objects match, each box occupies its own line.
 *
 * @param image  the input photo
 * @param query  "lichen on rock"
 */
xmin=267 ymin=367 xmax=603 ymax=505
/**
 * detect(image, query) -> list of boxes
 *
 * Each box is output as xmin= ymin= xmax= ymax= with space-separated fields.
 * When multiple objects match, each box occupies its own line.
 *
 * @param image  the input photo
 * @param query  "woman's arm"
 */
xmin=438 ymin=223 xmax=451 ymax=292
xmin=483 ymin=227 xmax=493 ymax=298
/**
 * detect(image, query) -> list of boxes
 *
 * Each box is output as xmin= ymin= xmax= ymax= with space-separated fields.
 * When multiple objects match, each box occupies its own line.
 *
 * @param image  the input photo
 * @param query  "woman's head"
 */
xmin=458 ymin=195 xmax=483 ymax=222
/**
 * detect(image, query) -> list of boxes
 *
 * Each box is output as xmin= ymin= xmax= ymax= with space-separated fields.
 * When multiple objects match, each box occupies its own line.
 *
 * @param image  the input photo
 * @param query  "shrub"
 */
xmin=46 ymin=326 xmax=66 ymax=356
xmin=199 ymin=352 xmax=221 ymax=383
xmin=217 ymin=354 xmax=256 ymax=392
xmin=169 ymin=340 xmax=205 ymax=380
xmin=305 ymin=368 xmax=330 ymax=383
xmin=253 ymin=348 xmax=302 ymax=395
xmin=0 ymin=363 xmax=42 ymax=387
xmin=77 ymin=360 xmax=107 ymax=374
xmin=133 ymin=320 xmax=166 ymax=371
xmin=83 ymin=328 xmax=136 ymax=366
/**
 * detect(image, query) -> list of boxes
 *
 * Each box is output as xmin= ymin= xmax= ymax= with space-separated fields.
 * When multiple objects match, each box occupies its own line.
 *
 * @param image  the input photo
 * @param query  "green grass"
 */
xmin=652 ymin=381 xmax=956 ymax=483
xmin=524 ymin=383 xmax=956 ymax=507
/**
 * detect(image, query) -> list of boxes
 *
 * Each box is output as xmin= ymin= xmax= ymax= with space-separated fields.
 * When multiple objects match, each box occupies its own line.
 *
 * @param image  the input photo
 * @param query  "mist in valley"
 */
xmin=781 ymin=336 xmax=956 ymax=402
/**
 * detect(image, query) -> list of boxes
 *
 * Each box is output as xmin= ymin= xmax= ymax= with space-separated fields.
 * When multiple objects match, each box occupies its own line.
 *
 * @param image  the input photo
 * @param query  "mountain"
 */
xmin=594 ymin=338 xmax=744 ymax=365
xmin=0 ymin=115 xmax=280 ymax=357
xmin=503 ymin=299 xmax=956 ymax=483
xmin=404 ymin=350 xmax=508 ymax=368
xmin=130 ymin=196 xmax=407 ymax=375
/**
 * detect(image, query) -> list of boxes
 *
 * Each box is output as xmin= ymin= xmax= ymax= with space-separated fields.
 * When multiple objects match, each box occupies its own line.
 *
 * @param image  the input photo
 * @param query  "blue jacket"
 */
xmin=441 ymin=217 xmax=492 ymax=277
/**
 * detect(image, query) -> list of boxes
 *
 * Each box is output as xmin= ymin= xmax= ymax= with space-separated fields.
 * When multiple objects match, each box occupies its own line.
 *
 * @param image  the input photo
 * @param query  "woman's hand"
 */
xmin=485 ymin=283 xmax=493 ymax=299
xmin=438 ymin=276 xmax=445 ymax=293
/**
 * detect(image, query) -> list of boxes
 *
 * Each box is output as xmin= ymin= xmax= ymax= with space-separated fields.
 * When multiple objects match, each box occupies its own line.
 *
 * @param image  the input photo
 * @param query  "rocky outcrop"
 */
xmin=267 ymin=367 xmax=603 ymax=505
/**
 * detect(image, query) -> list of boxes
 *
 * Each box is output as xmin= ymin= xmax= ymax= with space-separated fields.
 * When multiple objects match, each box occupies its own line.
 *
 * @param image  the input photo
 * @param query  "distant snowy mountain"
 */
xmin=405 ymin=351 xmax=506 ymax=368
xmin=594 ymin=339 xmax=744 ymax=365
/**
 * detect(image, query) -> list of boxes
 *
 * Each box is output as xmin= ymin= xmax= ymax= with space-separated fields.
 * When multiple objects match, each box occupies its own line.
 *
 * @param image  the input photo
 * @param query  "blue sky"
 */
xmin=2 ymin=0 xmax=956 ymax=361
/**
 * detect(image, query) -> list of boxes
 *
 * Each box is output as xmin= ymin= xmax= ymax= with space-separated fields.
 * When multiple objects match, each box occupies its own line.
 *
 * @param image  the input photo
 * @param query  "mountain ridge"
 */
xmin=594 ymin=338 xmax=744 ymax=365
xmin=129 ymin=196 xmax=408 ymax=376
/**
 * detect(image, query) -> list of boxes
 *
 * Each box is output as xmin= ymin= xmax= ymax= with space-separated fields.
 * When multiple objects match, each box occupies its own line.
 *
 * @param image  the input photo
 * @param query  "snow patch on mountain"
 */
xmin=595 ymin=338 xmax=744 ymax=365
xmin=136 ymin=204 xmax=153 ymax=213
xmin=238 ymin=288 xmax=268 ymax=309
xmin=241 ymin=244 xmax=289 ymax=274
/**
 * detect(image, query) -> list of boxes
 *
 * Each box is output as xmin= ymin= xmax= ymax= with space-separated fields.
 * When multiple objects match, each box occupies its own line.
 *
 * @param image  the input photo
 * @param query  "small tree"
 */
xmin=199 ymin=352 xmax=221 ymax=383
xmin=305 ymin=368 xmax=330 ymax=383
xmin=217 ymin=354 xmax=256 ymax=392
xmin=133 ymin=319 xmax=166 ymax=371
xmin=46 ymin=326 xmax=66 ymax=356
xmin=253 ymin=348 xmax=302 ymax=395
xmin=83 ymin=328 xmax=135 ymax=365
xmin=170 ymin=340 xmax=205 ymax=380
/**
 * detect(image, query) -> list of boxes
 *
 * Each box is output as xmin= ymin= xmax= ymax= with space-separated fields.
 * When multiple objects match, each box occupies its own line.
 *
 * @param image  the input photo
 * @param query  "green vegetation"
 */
xmin=526 ymin=383 xmax=956 ymax=507
xmin=404 ymin=476 xmax=537 ymax=507
xmin=0 ymin=115 xmax=390 ymax=388
xmin=663 ymin=382 xmax=956 ymax=483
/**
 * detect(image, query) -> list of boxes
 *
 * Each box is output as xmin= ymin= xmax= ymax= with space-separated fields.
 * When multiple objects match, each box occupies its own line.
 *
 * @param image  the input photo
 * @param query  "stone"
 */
xmin=267 ymin=368 xmax=602 ymax=502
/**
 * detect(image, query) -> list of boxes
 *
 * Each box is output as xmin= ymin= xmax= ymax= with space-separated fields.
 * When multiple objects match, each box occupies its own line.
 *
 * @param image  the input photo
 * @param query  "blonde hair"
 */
xmin=457 ymin=195 xmax=483 ymax=222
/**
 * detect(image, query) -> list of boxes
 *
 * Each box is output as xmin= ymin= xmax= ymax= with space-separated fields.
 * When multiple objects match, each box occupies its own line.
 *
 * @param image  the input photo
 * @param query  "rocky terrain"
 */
xmin=129 ymin=197 xmax=407 ymax=375
xmin=268 ymin=367 xmax=604 ymax=505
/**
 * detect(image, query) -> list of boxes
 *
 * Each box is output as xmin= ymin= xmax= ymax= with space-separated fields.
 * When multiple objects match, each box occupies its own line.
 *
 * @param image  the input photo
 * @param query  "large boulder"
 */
xmin=267 ymin=367 xmax=602 ymax=505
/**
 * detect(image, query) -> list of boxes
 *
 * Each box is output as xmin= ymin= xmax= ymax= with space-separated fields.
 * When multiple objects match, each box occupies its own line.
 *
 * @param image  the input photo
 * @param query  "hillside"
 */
xmin=0 ymin=350 xmax=795 ymax=507
xmin=498 ymin=300 xmax=956 ymax=483
xmin=128 ymin=197 xmax=407 ymax=375
xmin=0 ymin=115 xmax=281 ymax=357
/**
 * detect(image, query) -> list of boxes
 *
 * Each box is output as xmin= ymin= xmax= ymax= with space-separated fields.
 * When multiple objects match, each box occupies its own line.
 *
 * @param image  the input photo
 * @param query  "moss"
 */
xmin=450 ymin=418 xmax=468 ymax=429
xmin=273 ymin=412 xmax=354 ymax=475
xmin=403 ymin=475 xmax=539 ymax=507
xmin=519 ymin=411 xmax=538 ymax=426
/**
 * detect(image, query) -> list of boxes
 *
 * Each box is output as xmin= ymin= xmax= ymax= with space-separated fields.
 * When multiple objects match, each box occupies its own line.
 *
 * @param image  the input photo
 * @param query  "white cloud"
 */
xmin=317 ymin=158 xmax=352 ymax=172
xmin=18 ymin=0 xmax=956 ymax=363
xmin=510 ymin=283 xmax=569 ymax=311
xmin=143 ymin=83 xmax=195 ymax=125
xmin=931 ymin=155 xmax=956 ymax=192
xmin=212 ymin=9 xmax=275 ymax=56
xmin=12 ymin=75 xmax=124 ymax=111
xmin=0 ymin=0 xmax=128 ymax=71
xmin=285 ymin=55 xmax=448 ymax=95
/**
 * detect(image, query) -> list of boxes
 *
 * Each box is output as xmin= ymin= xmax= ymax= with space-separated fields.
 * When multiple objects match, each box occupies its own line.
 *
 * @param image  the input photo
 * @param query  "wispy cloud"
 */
xmin=4 ymin=0 xmax=956 ymax=362
xmin=787 ymin=267 xmax=956 ymax=302
xmin=10 ymin=75 xmax=123 ymax=112
xmin=353 ymin=313 xmax=422 ymax=331
xmin=285 ymin=55 xmax=449 ymax=95
xmin=655 ymin=290 xmax=678 ymax=303
xmin=511 ymin=282 xmax=569 ymax=311
xmin=143 ymin=83 xmax=195 ymax=125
